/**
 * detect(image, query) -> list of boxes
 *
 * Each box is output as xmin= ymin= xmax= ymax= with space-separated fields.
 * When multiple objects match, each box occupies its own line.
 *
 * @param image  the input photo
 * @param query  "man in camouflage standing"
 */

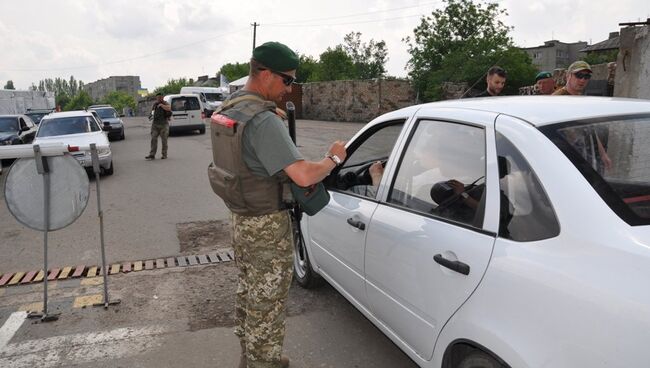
xmin=208 ymin=41 xmax=347 ymax=368
xmin=146 ymin=93 xmax=171 ymax=160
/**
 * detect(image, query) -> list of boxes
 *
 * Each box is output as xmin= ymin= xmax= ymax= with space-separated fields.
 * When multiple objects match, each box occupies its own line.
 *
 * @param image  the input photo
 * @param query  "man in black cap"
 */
xmin=208 ymin=41 xmax=346 ymax=368
xmin=146 ymin=93 xmax=171 ymax=160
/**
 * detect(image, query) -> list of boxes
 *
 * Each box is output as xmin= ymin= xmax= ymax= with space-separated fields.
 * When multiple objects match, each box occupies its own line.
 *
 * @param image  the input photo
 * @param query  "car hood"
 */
xmin=34 ymin=131 xmax=109 ymax=147
xmin=0 ymin=132 xmax=19 ymax=141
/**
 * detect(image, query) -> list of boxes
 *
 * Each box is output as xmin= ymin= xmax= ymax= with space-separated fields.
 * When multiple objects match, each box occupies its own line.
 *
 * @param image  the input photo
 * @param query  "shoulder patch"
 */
xmin=211 ymin=114 xmax=237 ymax=128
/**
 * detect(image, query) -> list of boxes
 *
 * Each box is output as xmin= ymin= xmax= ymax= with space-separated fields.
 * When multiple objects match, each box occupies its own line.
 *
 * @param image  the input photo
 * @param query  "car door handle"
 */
xmin=346 ymin=218 xmax=366 ymax=231
xmin=433 ymin=254 xmax=470 ymax=275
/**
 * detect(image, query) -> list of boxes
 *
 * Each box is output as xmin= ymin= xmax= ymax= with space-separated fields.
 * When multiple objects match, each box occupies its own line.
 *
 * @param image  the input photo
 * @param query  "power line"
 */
xmin=264 ymin=14 xmax=425 ymax=28
xmin=265 ymin=1 xmax=438 ymax=26
xmin=5 ymin=27 xmax=250 ymax=73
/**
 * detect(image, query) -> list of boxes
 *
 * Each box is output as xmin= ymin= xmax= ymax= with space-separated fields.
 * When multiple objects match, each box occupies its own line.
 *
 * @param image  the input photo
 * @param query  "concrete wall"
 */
xmin=0 ymin=89 xmax=55 ymax=114
xmin=302 ymin=79 xmax=416 ymax=123
xmin=614 ymin=25 xmax=650 ymax=99
xmin=84 ymin=76 xmax=142 ymax=102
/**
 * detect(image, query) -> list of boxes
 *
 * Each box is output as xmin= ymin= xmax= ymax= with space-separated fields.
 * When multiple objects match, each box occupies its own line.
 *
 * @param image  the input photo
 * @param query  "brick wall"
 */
xmin=302 ymin=79 xmax=416 ymax=123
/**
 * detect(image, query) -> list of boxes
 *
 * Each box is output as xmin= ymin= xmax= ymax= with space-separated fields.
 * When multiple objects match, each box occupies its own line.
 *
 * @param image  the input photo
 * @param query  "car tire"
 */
xmin=104 ymin=161 xmax=114 ymax=176
xmin=120 ymin=131 xmax=125 ymax=140
xmin=457 ymin=350 xmax=504 ymax=368
xmin=292 ymin=213 xmax=324 ymax=289
xmin=199 ymin=127 xmax=206 ymax=134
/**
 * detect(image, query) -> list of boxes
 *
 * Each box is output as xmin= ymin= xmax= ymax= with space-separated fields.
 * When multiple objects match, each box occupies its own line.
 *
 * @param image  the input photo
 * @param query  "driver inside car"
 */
xmin=349 ymin=161 xmax=385 ymax=197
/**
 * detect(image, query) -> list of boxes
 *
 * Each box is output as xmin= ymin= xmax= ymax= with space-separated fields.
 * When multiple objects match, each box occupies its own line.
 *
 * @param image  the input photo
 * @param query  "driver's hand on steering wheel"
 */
xmin=448 ymin=179 xmax=465 ymax=194
xmin=369 ymin=161 xmax=384 ymax=186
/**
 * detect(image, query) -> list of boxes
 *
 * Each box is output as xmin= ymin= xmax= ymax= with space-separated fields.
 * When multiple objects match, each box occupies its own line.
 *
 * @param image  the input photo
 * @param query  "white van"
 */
xmin=163 ymin=94 xmax=206 ymax=134
xmin=179 ymin=86 xmax=228 ymax=113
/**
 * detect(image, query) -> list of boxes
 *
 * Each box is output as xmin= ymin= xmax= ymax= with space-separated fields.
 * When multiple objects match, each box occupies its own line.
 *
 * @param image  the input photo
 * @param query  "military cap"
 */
xmin=535 ymin=71 xmax=553 ymax=82
xmin=567 ymin=61 xmax=592 ymax=74
xmin=252 ymin=41 xmax=299 ymax=72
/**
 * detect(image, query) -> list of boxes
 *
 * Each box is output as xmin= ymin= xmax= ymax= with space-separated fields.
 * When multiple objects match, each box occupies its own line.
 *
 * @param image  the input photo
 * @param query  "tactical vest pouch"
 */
xmin=290 ymin=182 xmax=330 ymax=216
xmin=207 ymin=163 xmax=246 ymax=210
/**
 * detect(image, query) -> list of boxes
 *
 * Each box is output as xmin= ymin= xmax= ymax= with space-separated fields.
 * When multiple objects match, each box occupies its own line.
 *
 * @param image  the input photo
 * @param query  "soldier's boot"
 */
xmin=280 ymin=355 xmax=290 ymax=367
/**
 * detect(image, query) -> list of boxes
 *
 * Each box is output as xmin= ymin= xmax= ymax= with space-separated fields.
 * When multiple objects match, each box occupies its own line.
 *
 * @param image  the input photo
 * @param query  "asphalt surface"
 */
xmin=0 ymin=117 xmax=420 ymax=367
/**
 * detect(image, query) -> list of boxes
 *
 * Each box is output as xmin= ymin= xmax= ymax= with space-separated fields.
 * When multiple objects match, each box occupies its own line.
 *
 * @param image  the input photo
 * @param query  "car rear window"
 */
xmin=0 ymin=117 xmax=19 ymax=132
xmin=94 ymin=108 xmax=117 ymax=119
xmin=171 ymin=97 xmax=201 ymax=111
xmin=37 ymin=116 xmax=100 ymax=137
xmin=541 ymin=114 xmax=650 ymax=226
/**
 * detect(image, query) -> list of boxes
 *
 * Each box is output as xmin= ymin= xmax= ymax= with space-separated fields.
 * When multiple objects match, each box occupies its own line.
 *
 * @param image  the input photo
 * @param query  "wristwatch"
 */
xmin=460 ymin=192 xmax=469 ymax=199
xmin=327 ymin=153 xmax=342 ymax=166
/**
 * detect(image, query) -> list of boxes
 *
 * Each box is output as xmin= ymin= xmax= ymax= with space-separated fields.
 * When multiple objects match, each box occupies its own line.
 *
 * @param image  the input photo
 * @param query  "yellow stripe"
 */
xmin=58 ymin=266 xmax=73 ymax=279
xmin=8 ymin=272 xmax=25 ymax=285
xmin=33 ymin=270 xmax=45 ymax=282
xmin=18 ymin=302 xmax=43 ymax=312
xmin=110 ymin=264 xmax=120 ymax=274
xmin=87 ymin=266 xmax=98 ymax=278
xmin=133 ymin=261 xmax=143 ymax=271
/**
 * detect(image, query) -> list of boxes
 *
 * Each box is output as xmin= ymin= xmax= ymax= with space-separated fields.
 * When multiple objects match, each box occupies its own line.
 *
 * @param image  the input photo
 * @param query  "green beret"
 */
xmin=535 ymin=71 xmax=553 ymax=82
xmin=252 ymin=41 xmax=299 ymax=72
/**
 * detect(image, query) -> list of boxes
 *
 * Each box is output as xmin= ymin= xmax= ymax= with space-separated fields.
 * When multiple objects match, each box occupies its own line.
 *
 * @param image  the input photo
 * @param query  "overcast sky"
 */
xmin=1 ymin=0 xmax=648 ymax=91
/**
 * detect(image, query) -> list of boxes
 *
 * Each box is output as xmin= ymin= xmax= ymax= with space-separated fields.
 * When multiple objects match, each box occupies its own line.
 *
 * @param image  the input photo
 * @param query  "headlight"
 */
xmin=98 ymin=148 xmax=111 ymax=155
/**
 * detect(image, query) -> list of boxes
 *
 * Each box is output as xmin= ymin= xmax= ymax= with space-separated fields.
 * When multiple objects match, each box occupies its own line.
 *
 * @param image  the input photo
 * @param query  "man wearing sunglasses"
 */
xmin=208 ymin=41 xmax=346 ymax=368
xmin=553 ymin=61 xmax=592 ymax=95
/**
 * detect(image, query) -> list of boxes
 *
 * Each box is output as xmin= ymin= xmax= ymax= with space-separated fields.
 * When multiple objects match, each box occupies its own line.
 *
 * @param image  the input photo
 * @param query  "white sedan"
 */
xmin=34 ymin=111 xmax=114 ymax=175
xmin=294 ymin=96 xmax=650 ymax=368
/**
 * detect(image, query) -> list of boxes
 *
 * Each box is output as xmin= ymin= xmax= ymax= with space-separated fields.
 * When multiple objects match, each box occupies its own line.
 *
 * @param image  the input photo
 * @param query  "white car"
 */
xmin=294 ymin=96 xmax=650 ymax=368
xmin=163 ymin=94 xmax=207 ymax=134
xmin=34 ymin=111 xmax=113 ymax=175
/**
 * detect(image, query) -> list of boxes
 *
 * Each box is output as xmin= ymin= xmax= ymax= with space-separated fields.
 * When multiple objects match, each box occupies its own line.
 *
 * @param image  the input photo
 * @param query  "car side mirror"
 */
xmin=21 ymin=125 xmax=30 ymax=132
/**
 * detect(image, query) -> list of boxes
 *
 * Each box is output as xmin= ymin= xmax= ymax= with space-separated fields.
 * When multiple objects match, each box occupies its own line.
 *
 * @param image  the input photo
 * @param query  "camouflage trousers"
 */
xmin=231 ymin=210 xmax=294 ymax=368
xmin=149 ymin=123 xmax=169 ymax=157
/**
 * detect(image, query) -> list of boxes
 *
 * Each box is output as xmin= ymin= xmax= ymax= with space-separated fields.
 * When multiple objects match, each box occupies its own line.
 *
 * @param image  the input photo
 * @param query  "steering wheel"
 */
xmin=354 ymin=159 xmax=386 ymax=186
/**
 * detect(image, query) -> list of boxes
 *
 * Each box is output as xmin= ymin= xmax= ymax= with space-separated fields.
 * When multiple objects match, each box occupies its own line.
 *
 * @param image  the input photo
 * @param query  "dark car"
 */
xmin=25 ymin=108 xmax=54 ymax=125
xmin=0 ymin=114 xmax=38 ymax=167
xmin=88 ymin=105 xmax=125 ymax=141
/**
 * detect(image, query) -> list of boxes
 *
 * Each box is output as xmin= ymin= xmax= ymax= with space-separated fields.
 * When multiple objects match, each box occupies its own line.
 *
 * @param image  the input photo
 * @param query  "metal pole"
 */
xmin=90 ymin=144 xmax=120 ymax=309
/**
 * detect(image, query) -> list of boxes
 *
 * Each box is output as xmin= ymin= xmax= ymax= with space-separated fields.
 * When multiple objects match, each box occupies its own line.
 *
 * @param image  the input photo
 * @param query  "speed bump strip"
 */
xmin=155 ymin=259 xmax=165 ymax=269
xmin=87 ymin=266 xmax=98 ymax=278
xmin=21 ymin=270 xmax=38 ymax=284
xmin=110 ymin=264 xmax=120 ymax=275
xmin=133 ymin=261 xmax=143 ymax=271
xmin=58 ymin=266 xmax=73 ymax=280
xmin=33 ymin=270 xmax=45 ymax=283
xmin=72 ymin=265 xmax=85 ymax=278
xmin=208 ymin=253 xmax=220 ymax=263
xmin=73 ymin=294 xmax=103 ymax=308
xmin=122 ymin=262 xmax=132 ymax=273
xmin=8 ymin=272 xmax=25 ymax=285
xmin=166 ymin=257 xmax=176 ymax=268
xmin=48 ymin=268 xmax=60 ymax=281
xmin=198 ymin=255 xmax=209 ymax=265
xmin=187 ymin=255 xmax=198 ymax=266
xmin=0 ymin=273 xmax=13 ymax=286
xmin=177 ymin=256 xmax=187 ymax=267
xmin=144 ymin=260 xmax=154 ymax=270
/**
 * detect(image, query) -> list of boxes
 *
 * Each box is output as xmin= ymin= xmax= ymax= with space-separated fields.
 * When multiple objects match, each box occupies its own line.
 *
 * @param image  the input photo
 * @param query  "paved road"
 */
xmin=0 ymin=117 xmax=363 ymax=272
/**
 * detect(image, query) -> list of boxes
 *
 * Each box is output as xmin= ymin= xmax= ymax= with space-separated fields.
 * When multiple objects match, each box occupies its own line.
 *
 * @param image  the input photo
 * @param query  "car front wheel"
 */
xmin=103 ymin=161 xmax=114 ymax=176
xmin=292 ymin=211 xmax=324 ymax=289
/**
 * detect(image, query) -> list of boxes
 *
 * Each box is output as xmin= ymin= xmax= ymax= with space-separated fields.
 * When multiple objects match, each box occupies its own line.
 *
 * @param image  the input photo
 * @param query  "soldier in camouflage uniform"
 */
xmin=146 ymin=93 xmax=171 ymax=160
xmin=208 ymin=42 xmax=347 ymax=368
xmin=553 ymin=61 xmax=592 ymax=96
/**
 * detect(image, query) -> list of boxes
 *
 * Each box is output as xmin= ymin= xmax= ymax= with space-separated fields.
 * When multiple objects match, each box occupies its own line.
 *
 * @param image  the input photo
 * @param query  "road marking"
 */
xmin=73 ymin=294 xmax=103 ymax=308
xmin=0 ymin=311 xmax=27 ymax=351
xmin=0 ymin=323 xmax=171 ymax=367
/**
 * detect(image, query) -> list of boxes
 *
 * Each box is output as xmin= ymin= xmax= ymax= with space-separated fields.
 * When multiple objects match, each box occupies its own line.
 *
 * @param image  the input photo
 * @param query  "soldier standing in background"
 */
xmin=146 ymin=93 xmax=171 ymax=160
xmin=208 ymin=41 xmax=346 ymax=368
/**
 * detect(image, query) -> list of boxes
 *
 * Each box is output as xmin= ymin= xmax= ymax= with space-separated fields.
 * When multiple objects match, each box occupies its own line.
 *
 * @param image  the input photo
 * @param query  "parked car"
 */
xmin=163 ymin=94 xmax=206 ymax=134
xmin=293 ymin=96 xmax=650 ymax=368
xmin=24 ymin=108 xmax=54 ymax=125
xmin=88 ymin=105 xmax=125 ymax=141
xmin=34 ymin=111 xmax=113 ymax=175
xmin=0 ymin=114 xmax=38 ymax=168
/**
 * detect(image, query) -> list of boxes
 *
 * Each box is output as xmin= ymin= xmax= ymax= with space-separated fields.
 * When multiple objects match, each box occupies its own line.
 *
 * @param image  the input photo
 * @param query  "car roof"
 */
xmin=0 ymin=114 xmax=24 ymax=118
xmin=390 ymin=96 xmax=650 ymax=127
xmin=42 ymin=111 xmax=94 ymax=119
xmin=88 ymin=104 xmax=112 ymax=108
xmin=164 ymin=94 xmax=201 ymax=99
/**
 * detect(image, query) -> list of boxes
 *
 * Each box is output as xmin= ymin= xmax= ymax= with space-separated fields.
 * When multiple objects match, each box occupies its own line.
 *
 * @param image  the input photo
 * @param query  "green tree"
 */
xmin=219 ymin=62 xmax=249 ymax=82
xmin=296 ymin=54 xmax=320 ymax=83
xmin=102 ymin=91 xmax=136 ymax=112
xmin=4 ymin=80 xmax=15 ymax=90
xmin=405 ymin=0 xmax=536 ymax=100
xmin=316 ymin=46 xmax=355 ymax=81
xmin=64 ymin=91 xmax=94 ymax=111
xmin=584 ymin=50 xmax=618 ymax=66
xmin=151 ymin=78 xmax=192 ymax=96
xmin=343 ymin=32 xmax=388 ymax=79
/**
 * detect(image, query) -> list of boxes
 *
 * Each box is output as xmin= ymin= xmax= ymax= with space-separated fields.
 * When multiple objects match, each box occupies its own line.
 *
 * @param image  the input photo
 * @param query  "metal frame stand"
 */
xmin=89 ymin=144 xmax=121 ymax=309
xmin=27 ymin=145 xmax=60 ymax=322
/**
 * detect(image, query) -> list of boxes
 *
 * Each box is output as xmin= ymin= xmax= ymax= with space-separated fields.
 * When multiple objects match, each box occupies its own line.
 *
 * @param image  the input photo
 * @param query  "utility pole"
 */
xmin=251 ymin=22 xmax=259 ymax=51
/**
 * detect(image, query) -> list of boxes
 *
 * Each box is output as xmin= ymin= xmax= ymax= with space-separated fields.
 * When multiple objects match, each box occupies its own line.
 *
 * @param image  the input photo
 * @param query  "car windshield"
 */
xmin=542 ymin=114 xmax=650 ymax=226
xmin=37 ymin=116 xmax=100 ymax=137
xmin=94 ymin=108 xmax=117 ymax=119
xmin=205 ymin=93 xmax=225 ymax=101
xmin=0 ymin=117 xmax=19 ymax=132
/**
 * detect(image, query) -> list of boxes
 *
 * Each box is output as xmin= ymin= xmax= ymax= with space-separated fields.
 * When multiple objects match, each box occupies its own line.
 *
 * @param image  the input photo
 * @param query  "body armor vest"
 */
xmin=207 ymin=94 xmax=288 ymax=216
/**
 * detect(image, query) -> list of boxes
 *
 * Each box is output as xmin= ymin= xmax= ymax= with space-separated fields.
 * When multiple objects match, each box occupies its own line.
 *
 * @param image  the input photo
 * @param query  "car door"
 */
xmin=364 ymin=109 xmax=500 ymax=361
xmin=306 ymin=121 xmax=406 ymax=305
